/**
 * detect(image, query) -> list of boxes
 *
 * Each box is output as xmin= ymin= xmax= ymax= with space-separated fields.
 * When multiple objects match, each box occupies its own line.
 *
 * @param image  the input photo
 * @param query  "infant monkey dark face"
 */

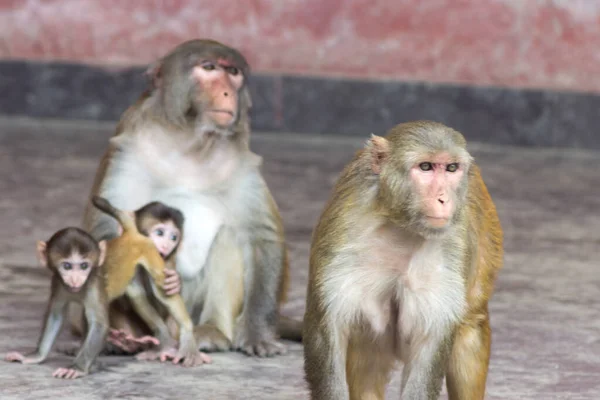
xmin=134 ymin=201 xmax=185 ymax=260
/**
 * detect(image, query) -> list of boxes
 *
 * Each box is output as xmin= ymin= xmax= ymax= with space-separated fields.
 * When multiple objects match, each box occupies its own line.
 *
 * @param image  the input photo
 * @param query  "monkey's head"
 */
xmin=135 ymin=201 xmax=185 ymax=259
xmin=367 ymin=120 xmax=473 ymax=238
xmin=37 ymin=227 xmax=106 ymax=293
xmin=147 ymin=39 xmax=251 ymax=136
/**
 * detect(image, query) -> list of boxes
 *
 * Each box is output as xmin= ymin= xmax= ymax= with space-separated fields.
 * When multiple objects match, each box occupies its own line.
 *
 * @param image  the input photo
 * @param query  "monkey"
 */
xmin=5 ymin=227 xmax=109 ymax=379
xmin=303 ymin=121 xmax=503 ymax=399
xmin=106 ymin=201 xmax=187 ymax=351
xmin=70 ymin=39 xmax=302 ymax=357
xmin=90 ymin=195 xmax=210 ymax=366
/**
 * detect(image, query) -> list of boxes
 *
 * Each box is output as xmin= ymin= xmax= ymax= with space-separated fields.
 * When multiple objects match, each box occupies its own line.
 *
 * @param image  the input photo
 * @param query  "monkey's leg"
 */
xmin=446 ymin=313 xmax=491 ymax=400
xmin=195 ymin=227 xmax=244 ymax=352
xmin=346 ymin=334 xmax=395 ymax=400
xmin=146 ymin=279 xmax=210 ymax=367
xmin=400 ymin=332 xmax=454 ymax=400
xmin=125 ymin=275 xmax=174 ymax=351
xmin=233 ymin=177 xmax=288 ymax=357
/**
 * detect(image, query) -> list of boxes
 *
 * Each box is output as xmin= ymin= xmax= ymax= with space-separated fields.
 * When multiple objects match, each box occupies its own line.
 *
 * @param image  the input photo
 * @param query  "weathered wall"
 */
xmin=0 ymin=0 xmax=599 ymax=92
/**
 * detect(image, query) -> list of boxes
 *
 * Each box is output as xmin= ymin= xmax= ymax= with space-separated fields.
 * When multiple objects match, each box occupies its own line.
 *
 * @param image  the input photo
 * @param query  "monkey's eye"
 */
xmin=225 ymin=66 xmax=239 ymax=76
xmin=61 ymin=262 xmax=72 ymax=270
xmin=446 ymin=163 xmax=459 ymax=172
xmin=201 ymin=62 xmax=216 ymax=71
xmin=80 ymin=262 xmax=89 ymax=270
xmin=170 ymin=234 xmax=178 ymax=242
xmin=155 ymin=228 xmax=164 ymax=237
xmin=419 ymin=162 xmax=433 ymax=171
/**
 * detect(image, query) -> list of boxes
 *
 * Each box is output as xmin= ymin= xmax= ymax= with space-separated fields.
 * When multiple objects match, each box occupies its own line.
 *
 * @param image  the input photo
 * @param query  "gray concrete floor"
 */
xmin=0 ymin=117 xmax=599 ymax=399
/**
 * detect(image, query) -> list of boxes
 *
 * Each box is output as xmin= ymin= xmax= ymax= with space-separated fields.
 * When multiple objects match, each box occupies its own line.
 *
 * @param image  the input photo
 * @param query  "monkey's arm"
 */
xmin=303 ymin=301 xmax=350 ymax=400
xmin=9 ymin=290 xmax=67 ymax=364
xmin=400 ymin=332 xmax=455 ymax=399
xmin=234 ymin=173 xmax=287 ymax=356
xmin=70 ymin=286 xmax=109 ymax=375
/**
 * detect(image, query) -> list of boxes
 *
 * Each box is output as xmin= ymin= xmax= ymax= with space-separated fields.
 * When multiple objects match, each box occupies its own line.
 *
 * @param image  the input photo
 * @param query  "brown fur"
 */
xmin=303 ymin=121 xmax=503 ymax=399
xmin=91 ymin=196 xmax=207 ymax=367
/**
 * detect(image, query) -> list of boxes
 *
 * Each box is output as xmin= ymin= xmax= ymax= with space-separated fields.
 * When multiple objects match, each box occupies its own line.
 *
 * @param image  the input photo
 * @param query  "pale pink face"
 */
xmin=148 ymin=221 xmax=181 ymax=258
xmin=56 ymin=253 xmax=93 ymax=292
xmin=409 ymin=153 xmax=464 ymax=228
xmin=192 ymin=58 xmax=244 ymax=127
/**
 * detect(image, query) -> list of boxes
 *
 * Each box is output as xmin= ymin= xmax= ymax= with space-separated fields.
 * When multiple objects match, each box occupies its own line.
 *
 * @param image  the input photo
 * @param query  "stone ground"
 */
xmin=0 ymin=117 xmax=599 ymax=399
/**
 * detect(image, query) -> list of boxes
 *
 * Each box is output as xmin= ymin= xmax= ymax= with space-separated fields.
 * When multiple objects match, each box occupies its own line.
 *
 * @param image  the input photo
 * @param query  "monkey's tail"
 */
xmin=91 ymin=196 xmax=137 ymax=233
xmin=277 ymin=315 xmax=303 ymax=342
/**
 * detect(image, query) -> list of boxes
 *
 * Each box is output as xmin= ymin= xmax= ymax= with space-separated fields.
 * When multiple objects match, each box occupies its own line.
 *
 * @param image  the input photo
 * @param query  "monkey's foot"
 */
xmin=52 ymin=367 xmax=84 ymax=379
xmin=136 ymin=346 xmax=212 ymax=367
xmin=194 ymin=325 xmax=232 ymax=352
xmin=233 ymin=331 xmax=288 ymax=357
xmin=107 ymin=329 xmax=160 ymax=353
xmin=161 ymin=346 xmax=212 ymax=367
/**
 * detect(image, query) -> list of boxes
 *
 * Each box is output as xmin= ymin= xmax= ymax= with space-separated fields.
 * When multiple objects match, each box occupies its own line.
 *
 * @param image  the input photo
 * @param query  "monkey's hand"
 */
xmin=233 ymin=318 xmax=287 ymax=357
xmin=52 ymin=367 xmax=85 ymax=379
xmin=5 ymin=351 xmax=44 ymax=364
xmin=163 ymin=269 xmax=181 ymax=296
xmin=107 ymin=329 xmax=160 ymax=353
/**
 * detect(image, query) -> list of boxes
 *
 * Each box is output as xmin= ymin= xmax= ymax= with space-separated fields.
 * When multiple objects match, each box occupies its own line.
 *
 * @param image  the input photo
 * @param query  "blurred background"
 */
xmin=0 ymin=0 xmax=598 ymax=149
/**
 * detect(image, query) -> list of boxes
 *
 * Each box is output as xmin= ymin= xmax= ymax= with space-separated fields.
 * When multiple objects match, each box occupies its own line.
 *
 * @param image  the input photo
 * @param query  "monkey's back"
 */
xmin=103 ymin=232 xmax=166 ymax=300
xmin=464 ymin=164 xmax=504 ymax=312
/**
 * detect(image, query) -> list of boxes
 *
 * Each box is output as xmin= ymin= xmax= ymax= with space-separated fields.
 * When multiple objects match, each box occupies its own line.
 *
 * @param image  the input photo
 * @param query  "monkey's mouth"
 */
xmin=425 ymin=216 xmax=449 ymax=227
xmin=207 ymin=109 xmax=234 ymax=117
xmin=68 ymin=286 xmax=83 ymax=293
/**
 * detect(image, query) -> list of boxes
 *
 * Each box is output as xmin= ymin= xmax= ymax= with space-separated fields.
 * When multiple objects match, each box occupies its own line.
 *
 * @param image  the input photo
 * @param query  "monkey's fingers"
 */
xmin=5 ymin=352 xmax=25 ymax=362
xmin=52 ymin=367 xmax=83 ymax=379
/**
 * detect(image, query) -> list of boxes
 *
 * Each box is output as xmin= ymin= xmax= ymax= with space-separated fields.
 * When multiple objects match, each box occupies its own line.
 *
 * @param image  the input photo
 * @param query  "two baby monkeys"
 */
xmin=5 ymin=196 xmax=207 ymax=379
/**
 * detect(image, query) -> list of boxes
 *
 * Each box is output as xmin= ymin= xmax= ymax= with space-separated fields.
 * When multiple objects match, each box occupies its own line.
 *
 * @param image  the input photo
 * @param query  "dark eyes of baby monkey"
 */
xmin=5 ymin=227 xmax=109 ymax=379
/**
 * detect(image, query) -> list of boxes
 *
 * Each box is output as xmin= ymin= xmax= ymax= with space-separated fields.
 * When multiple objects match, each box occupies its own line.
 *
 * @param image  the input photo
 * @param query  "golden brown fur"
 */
xmin=303 ymin=121 xmax=503 ymax=399
xmin=91 ymin=196 xmax=208 ymax=367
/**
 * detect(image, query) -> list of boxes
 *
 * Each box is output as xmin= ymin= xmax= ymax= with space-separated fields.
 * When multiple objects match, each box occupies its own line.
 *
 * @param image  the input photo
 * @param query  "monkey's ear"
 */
xmin=145 ymin=61 xmax=163 ymax=89
xmin=366 ymin=134 xmax=390 ymax=175
xmin=36 ymin=241 xmax=48 ymax=268
xmin=98 ymin=240 xmax=107 ymax=266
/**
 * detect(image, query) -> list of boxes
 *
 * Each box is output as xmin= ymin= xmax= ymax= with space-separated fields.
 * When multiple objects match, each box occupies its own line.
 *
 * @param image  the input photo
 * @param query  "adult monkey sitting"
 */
xmin=70 ymin=39 xmax=299 ymax=358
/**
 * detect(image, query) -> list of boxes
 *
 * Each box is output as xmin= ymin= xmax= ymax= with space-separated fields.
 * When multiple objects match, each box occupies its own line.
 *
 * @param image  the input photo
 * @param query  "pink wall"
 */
xmin=0 ymin=0 xmax=599 ymax=92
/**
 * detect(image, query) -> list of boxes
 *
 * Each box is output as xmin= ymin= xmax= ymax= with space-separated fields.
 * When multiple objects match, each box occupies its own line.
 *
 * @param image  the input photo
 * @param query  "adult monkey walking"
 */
xmin=70 ymin=39 xmax=299 ymax=357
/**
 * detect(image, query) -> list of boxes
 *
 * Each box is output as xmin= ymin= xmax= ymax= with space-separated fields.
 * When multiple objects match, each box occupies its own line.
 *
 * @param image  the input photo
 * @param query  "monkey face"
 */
xmin=150 ymin=40 xmax=251 ymax=132
xmin=148 ymin=221 xmax=181 ymax=258
xmin=191 ymin=57 xmax=245 ymax=128
xmin=54 ymin=253 xmax=95 ymax=292
xmin=409 ymin=153 xmax=464 ymax=229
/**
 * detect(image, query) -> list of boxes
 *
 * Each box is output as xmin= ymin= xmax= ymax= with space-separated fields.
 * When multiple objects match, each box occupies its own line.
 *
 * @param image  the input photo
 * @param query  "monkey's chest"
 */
xmin=133 ymin=137 xmax=241 ymax=191
xmin=350 ymin=242 xmax=466 ymax=342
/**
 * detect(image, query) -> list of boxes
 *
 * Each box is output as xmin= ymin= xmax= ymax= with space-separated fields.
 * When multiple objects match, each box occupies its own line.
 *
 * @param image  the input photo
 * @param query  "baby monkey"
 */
xmin=92 ymin=196 xmax=209 ymax=366
xmin=5 ymin=227 xmax=108 ymax=379
xmin=108 ymin=201 xmax=186 ymax=352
